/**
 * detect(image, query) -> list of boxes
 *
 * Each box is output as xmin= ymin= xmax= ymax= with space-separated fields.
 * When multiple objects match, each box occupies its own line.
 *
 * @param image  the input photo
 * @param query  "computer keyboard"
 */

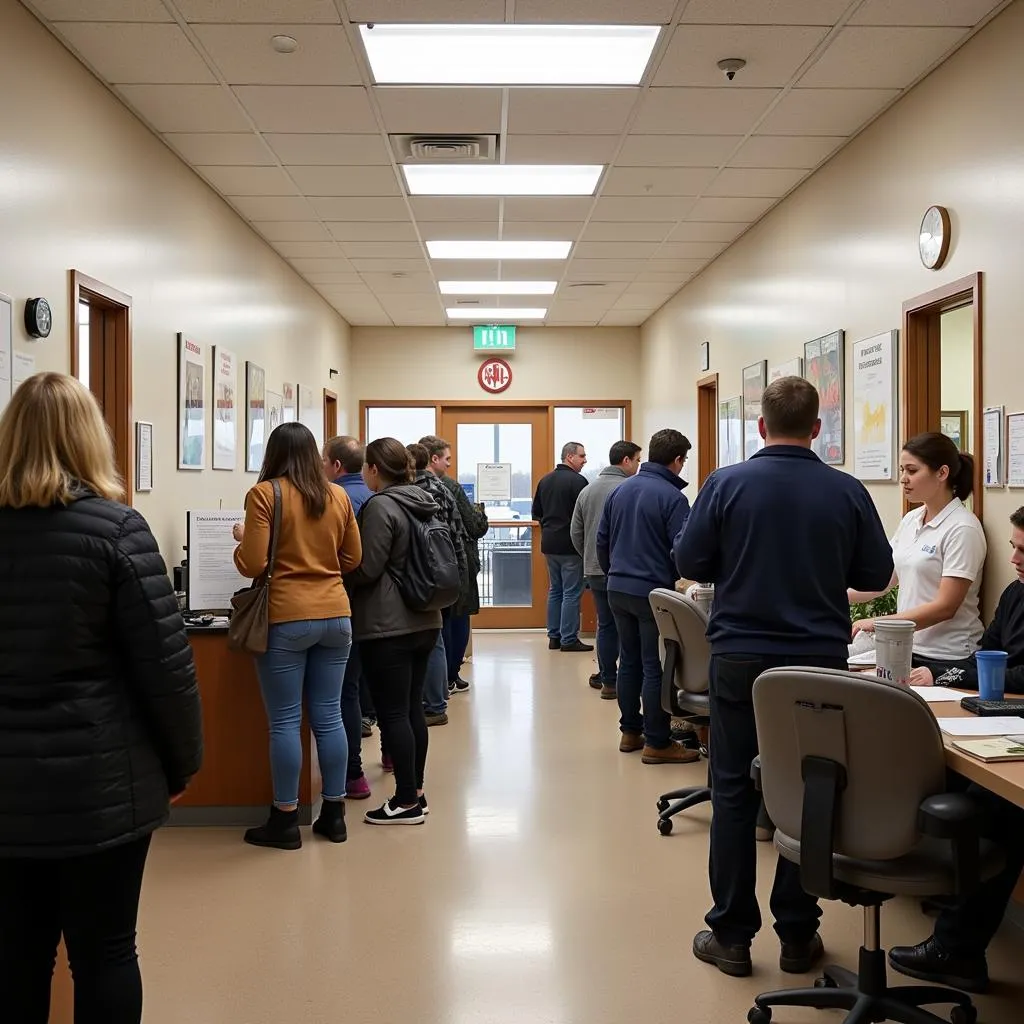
xmin=959 ymin=696 xmax=1024 ymax=717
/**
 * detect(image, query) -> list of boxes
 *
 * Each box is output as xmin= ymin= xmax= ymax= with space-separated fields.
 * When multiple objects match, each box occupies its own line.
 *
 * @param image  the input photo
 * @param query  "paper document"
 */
xmin=910 ymin=686 xmax=971 ymax=704
xmin=936 ymin=717 xmax=1024 ymax=737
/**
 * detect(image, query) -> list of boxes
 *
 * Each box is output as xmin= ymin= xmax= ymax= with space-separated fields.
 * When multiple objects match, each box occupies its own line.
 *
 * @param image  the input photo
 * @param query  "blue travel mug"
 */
xmin=975 ymin=650 xmax=1008 ymax=700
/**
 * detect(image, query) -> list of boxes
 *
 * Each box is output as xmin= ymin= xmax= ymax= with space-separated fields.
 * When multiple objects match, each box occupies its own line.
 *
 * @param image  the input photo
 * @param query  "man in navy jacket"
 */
xmin=673 ymin=376 xmax=893 ymax=979
xmin=597 ymin=429 xmax=699 ymax=765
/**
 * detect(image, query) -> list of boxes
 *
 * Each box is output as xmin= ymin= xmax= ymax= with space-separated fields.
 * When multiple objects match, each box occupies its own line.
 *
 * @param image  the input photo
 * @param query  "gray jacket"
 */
xmin=571 ymin=466 xmax=629 ymax=578
xmin=345 ymin=484 xmax=444 ymax=642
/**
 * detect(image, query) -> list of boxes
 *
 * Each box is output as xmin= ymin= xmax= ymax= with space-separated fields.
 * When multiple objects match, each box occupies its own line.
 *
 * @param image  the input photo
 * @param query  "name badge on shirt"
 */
xmin=920 ymin=543 xmax=938 ymax=555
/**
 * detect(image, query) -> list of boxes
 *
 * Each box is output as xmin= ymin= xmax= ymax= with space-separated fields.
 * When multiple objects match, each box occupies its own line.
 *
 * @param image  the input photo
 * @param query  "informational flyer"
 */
xmin=477 ymin=462 xmax=512 ymax=502
xmin=1006 ymin=412 xmax=1024 ymax=488
xmin=0 ymin=293 xmax=11 ymax=415
xmin=852 ymin=331 xmax=897 ymax=481
xmin=282 ymin=382 xmax=297 ymax=423
xmin=212 ymin=346 xmax=237 ymax=471
xmin=186 ymin=510 xmax=247 ymax=612
xmin=983 ymin=406 xmax=1003 ymax=486
xmin=177 ymin=335 xmax=205 ymax=470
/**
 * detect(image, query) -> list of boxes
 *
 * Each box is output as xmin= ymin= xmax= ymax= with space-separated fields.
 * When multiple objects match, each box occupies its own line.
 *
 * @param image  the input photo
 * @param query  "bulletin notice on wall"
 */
xmin=186 ymin=510 xmax=247 ymax=612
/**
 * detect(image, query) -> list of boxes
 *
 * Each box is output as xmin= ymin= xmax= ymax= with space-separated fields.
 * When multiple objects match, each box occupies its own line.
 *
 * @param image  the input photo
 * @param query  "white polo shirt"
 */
xmin=890 ymin=498 xmax=987 ymax=660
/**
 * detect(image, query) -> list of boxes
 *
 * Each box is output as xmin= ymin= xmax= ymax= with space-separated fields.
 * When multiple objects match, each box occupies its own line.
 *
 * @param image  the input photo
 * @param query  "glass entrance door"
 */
xmin=440 ymin=407 xmax=550 ymax=629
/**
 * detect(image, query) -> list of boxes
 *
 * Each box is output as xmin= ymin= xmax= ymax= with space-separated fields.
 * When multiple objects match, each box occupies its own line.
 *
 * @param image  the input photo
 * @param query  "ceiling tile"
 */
xmin=573 ymin=241 xmax=663 ymax=260
xmin=305 ymin=271 xmax=366 ymax=284
xmin=653 ymin=241 xmax=728 ymax=259
xmin=688 ymin=196 xmax=776 ymax=221
xmin=409 ymin=197 xmax=499 ymax=221
xmin=349 ymin=258 xmax=431 ymax=273
xmin=560 ymin=281 xmax=628 ymax=298
xmin=310 ymin=196 xmax=410 ymax=220
xmin=287 ymin=165 xmax=402 ymax=196
xmin=729 ymin=134 xmax=845 ymax=168
xmin=233 ymin=86 xmax=377 ymax=133
xmin=680 ymin=0 xmax=852 ymax=24
xmin=645 ymin=259 xmax=707 ymax=274
xmin=634 ymin=88 xmax=780 ymax=134
xmin=633 ymin=270 xmax=701 ymax=283
xmin=228 ymin=195 xmax=318 ymax=220
xmin=196 ymin=165 xmax=299 ymax=196
xmin=251 ymin=221 xmax=331 ymax=241
xmin=344 ymin=0 xmax=505 ymax=22
xmin=617 ymin=134 xmax=741 ymax=167
xmin=581 ymin=222 xmax=672 ymax=242
xmin=619 ymin=282 xmax=681 ymax=298
xmin=600 ymin=311 xmax=648 ymax=326
xmin=289 ymin=257 xmax=356 ymax=273
xmin=192 ymin=26 xmax=361 ymax=86
xmin=514 ymin=0 xmax=677 ymax=21
xmin=566 ymin=260 xmax=650 ymax=280
xmin=655 ymin=25 xmax=829 ymax=88
xmin=175 ymin=0 xmax=341 ymax=22
xmin=601 ymin=167 xmax=717 ymax=197
xmin=500 ymin=222 xmax=586 ymax=240
xmin=317 ymin=285 xmax=378 ymax=300
xmin=799 ymin=27 xmax=967 ymax=89
xmin=547 ymin=318 xmax=601 ymax=326
xmin=613 ymin=294 xmax=666 ymax=311
xmin=705 ymin=167 xmax=807 ymax=197
xmin=502 ymin=198 xmax=594 ymax=222
xmin=326 ymin=221 xmax=420 ymax=241
xmin=849 ymin=1 xmax=1002 ymax=27
xmin=413 ymin=221 xmax=497 ymax=241
xmin=591 ymin=196 xmax=696 ymax=222
xmin=272 ymin=241 xmax=346 ymax=258
xmin=508 ymin=89 xmax=639 ymax=135
xmin=757 ymin=87 xmax=901 ymax=135
xmin=265 ymin=133 xmax=391 ymax=165
xmin=55 ymin=23 xmax=214 ymax=84
xmin=164 ymin=132 xmax=273 ymax=165
xmin=667 ymin=221 xmax=747 ymax=242
xmin=375 ymin=88 xmax=502 ymax=134
xmin=359 ymin=273 xmax=437 ymax=292
xmin=503 ymin=135 xmax=621 ymax=163
xmin=339 ymin=242 xmax=426 ymax=259
xmin=33 ymin=0 xmax=171 ymax=19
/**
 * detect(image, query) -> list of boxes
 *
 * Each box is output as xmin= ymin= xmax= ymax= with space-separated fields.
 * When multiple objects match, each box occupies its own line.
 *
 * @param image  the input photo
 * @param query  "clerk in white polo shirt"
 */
xmin=849 ymin=431 xmax=986 ymax=665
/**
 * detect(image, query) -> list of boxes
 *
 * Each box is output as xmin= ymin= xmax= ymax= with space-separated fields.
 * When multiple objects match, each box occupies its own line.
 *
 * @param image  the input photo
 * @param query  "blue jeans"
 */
xmin=423 ymin=629 xmax=449 ymax=715
xmin=255 ymin=617 xmax=352 ymax=806
xmin=608 ymin=590 xmax=671 ymax=748
xmin=588 ymin=576 xmax=619 ymax=683
xmin=545 ymin=554 xmax=584 ymax=646
xmin=341 ymin=641 xmax=365 ymax=781
xmin=443 ymin=612 xmax=471 ymax=682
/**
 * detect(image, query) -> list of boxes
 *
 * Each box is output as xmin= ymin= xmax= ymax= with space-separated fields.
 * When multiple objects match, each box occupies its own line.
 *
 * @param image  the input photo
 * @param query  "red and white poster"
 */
xmin=478 ymin=357 xmax=512 ymax=394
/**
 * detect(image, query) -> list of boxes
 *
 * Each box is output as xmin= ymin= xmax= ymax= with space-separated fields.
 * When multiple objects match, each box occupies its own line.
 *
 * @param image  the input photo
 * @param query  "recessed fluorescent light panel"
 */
xmin=427 ymin=241 xmax=572 ymax=261
xmin=359 ymin=24 xmax=660 ymax=86
xmin=440 ymin=281 xmax=557 ymax=295
xmin=403 ymin=164 xmax=602 ymax=197
xmin=447 ymin=308 xmax=547 ymax=320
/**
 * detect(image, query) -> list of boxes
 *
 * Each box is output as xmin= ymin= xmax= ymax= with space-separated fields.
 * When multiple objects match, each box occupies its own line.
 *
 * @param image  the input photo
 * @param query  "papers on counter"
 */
xmin=910 ymin=686 xmax=973 ymax=704
xmin=936 ymin=717 xmax=1024 ymax=737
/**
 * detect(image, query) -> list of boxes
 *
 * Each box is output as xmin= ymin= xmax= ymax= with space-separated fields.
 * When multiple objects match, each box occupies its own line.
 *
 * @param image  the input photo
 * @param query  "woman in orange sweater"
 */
xmin=234 ymin=423 xmax=362 ymax=849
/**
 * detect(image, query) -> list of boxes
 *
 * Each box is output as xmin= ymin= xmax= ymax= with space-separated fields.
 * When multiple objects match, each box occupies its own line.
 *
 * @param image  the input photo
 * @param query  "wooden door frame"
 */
xmin=69 ymin=271 xmax=133 ymax=501
xmin=901 ymin=272 xmax=982 ymax=518
xmin=696 ymin=373 xmax=719 ymax=488
xmin=323 ymin=388 xmax=338 ymax=442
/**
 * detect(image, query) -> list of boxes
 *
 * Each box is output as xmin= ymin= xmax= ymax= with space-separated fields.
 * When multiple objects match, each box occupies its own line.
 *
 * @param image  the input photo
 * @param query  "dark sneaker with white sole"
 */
xmin=888 ymin=937 xmax=989 ymax=994
xmin=692 ymin=930 xmax=752 ymax=977
xmin=450 ymin=677 xmax=471 ymax=694
xmin=419 ymin=794 xmax=430 ymax=815
xmin=780 ymin=933 xmax=825 ymax=974
xmin=364 ymin=799 xmax=425 ymax=826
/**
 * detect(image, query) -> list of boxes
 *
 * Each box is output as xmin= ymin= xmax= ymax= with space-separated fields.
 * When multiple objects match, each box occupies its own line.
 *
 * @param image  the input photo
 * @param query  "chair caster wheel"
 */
xmin=657 ymin=798 xmax=670 ymax=812
xmin=657 ymin=818 xmax=673 ymax=836
xmin=747 ymin=1007 xmax=771 ymax=1024
xmin=950 ymin=1006 xmax=977 ymax=1024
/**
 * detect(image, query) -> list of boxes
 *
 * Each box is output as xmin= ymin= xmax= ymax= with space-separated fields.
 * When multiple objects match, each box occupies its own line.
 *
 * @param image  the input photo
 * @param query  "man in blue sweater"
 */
xmin=673 ymin=377 xmax=893 ymax=979
xmin=598 ymin=429 xmax=699 ymax=765
xmin=324 ymin=435 xmax=372 ymax=513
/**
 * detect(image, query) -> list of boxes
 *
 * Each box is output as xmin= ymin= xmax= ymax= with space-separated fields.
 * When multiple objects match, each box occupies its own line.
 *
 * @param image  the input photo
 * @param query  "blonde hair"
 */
xmin=0 ymin=372 xmax=123 ymax=508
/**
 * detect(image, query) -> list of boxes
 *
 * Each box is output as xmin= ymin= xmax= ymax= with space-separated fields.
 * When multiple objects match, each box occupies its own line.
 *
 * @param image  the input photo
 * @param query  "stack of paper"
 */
xmin=936 ymin=717 xmax=1024 ymax=737
xmin=910 ymin=686 xmax=971 ymax=704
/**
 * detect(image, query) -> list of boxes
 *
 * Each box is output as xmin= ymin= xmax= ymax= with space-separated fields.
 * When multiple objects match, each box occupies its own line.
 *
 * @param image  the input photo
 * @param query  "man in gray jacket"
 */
xmin=571 ymin=440 xmax=642 ymax=697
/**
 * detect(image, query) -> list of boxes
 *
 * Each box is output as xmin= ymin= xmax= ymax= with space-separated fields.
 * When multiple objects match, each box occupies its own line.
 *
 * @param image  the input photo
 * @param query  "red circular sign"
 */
xmin=478 ymin=357 xmax=512 ymax=394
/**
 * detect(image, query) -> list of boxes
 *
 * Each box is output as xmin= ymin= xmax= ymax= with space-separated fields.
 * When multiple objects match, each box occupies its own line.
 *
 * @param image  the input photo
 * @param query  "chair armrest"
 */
xmin=751 ymin=755 xmax=762 ymax=791
xmin=919 ymin=793 xmax=986 ymax=895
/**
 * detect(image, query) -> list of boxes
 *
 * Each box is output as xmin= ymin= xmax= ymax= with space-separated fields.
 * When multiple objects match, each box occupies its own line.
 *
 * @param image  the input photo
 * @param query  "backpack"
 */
xmin=383 ymin=497 xmax=461 ymax=612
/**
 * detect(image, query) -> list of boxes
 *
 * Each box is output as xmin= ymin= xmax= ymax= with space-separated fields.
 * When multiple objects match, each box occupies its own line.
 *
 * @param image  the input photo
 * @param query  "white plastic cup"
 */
xmin=874 ymin=619 xmax=916 ymax=686
xmin=689 ymin=583 xmax=715 ymax=618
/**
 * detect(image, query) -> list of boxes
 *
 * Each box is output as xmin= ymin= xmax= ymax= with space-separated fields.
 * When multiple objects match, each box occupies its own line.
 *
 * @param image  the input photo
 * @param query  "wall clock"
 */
xmin=24 ymin=297 xmax=52 ymax=339
xmin=918 ymin=206 xmax=951 ymax=270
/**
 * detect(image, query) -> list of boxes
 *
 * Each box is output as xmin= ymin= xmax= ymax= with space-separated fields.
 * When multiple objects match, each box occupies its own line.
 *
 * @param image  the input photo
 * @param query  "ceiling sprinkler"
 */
xmin=717 ymin=58 xmax=747 ymax=82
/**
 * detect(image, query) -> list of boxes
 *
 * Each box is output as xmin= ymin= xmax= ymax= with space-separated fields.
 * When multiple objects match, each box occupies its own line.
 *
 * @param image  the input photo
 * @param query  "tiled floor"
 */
xmin=141 ymin=634 xmax=1024 ymax=1023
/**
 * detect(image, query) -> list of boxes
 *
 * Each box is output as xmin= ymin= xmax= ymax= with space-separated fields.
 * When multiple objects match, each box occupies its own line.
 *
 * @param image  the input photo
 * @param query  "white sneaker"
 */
xmin=364 ymin=799 xmax=425 ymax=826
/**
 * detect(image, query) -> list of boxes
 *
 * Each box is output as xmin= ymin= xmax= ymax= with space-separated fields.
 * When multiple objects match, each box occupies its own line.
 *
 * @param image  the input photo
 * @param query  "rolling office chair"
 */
xmin=747 ymin=667 xmax=1003 ymax=1024
xmin=649 ymin=588 xmax=712 ymax=836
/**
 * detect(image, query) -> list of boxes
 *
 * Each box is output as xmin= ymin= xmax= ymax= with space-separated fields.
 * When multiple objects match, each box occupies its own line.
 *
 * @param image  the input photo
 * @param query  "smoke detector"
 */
xmin=271 ymin=35 xmax=299 ymax=53
xmin=391 ymin=134 xmax=498 ymax=163
xmin=717 ymin=57 xmax=746 ymax=81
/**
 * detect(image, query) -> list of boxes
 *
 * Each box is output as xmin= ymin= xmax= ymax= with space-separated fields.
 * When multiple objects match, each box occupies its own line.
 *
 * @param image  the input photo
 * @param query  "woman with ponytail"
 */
xmin=849 ymin=431 xmax=987 ymax=668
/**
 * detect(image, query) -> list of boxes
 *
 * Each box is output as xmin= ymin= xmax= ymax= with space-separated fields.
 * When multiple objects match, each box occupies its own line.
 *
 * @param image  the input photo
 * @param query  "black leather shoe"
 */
xmin=548 ymin=638 xmax=561 ymax=650
xmin=560 ymin=640 xmax=595 ymax=653
xmin=888 ymin=937 xmax=989 ymax=994
xmin=312 ymin=800 xmax=347 ymax=843
xmin=244 ymin=806 xmax=302 ymax=850
xmin=692 ymin=930 xmax=752 ymax=977
xmin=780 ymin=933 xmax=825 ymax=974
xmin=589 ymin=673 xmax=603 ymax=689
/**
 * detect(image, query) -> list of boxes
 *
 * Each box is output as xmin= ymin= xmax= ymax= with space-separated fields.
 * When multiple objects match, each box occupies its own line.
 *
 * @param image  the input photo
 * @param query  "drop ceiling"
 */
xmin=24 ymin=0 xmax=1010 ymax=327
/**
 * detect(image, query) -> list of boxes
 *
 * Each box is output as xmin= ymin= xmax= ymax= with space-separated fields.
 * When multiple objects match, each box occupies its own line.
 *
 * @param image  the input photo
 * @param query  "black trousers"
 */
xmin=0 ymin=834 xmax=153 ymax=1024
xmin=706 ymin=653 xmax=848 ymax=947
xmin=361 ymin=629 xmax=439 ymax=805
xmin=341 ymin=641 xmax=365 ymax=781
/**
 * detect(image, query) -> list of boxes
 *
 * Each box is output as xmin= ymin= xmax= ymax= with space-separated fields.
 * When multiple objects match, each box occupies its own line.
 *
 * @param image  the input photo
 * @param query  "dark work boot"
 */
xmin=692 ymin=930 xmax=752 ymax=977
xmin=312 ymin=799 xmax=347 ymax=843
xmin=244 ymin=806 xmax=302 ymax=850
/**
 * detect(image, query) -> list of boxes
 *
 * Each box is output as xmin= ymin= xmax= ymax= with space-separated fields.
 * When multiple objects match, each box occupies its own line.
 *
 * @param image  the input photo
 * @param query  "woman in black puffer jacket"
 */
xmin=0 ymin=373 xmax=203 ymax=1023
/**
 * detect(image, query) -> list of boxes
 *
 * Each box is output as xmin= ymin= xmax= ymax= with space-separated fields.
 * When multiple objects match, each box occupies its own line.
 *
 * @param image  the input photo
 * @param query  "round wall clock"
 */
xmin=918 ymin=206 xmax=951 ymax=270
xmin=24 ymin=297 xmax=53 ymax=339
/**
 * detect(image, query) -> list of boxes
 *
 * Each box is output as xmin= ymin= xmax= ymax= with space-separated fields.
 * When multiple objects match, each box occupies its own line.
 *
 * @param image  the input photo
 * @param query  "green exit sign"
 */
xmin=473 ymin=325 xmax=516 ymax=351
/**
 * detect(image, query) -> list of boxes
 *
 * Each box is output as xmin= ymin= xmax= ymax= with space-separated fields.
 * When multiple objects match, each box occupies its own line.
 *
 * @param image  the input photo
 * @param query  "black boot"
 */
xmin=244 ymin=806 xmax=302 ymax=850
xmin=312 ymin=799 xmax=347 ymax=843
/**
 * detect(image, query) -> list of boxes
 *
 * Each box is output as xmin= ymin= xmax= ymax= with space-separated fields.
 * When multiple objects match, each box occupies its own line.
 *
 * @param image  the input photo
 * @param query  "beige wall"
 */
xmin=0 ymin=2 xmax=350 ymax=559
xmin=641 ymin=0 xmax=1024 ymax=611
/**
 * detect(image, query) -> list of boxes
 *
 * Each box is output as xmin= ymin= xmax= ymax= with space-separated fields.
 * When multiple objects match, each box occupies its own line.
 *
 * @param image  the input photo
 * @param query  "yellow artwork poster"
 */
xmin=853 ymin=331 xmax=897 ymax=481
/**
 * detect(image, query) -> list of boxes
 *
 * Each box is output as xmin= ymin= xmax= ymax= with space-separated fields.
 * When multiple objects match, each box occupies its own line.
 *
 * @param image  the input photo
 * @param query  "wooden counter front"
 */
xmin=171 ymin=630 xmax=321 ymax=825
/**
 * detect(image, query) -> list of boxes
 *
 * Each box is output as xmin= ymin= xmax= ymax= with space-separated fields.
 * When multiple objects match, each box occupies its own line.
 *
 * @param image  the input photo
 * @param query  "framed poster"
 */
xmin=718 ymin=395 xmax=742 ymax=468
xmin=769 ymin=357 xmax=802 ymax=382
xmin=853 ymin=330 xmax=898 ymax=481
xmin=940 ymin=410 xmax=968 ymax=452
xmin=245 ymin=361 xmax=266 ymax=473
xmin=266 ymin=389 xmax=284 ymax=438
xmin=804 ymin=330 xmax=845 ymax=465
xmin=177 ymin=334 xmax=205 ymax=470
xmin=282 ymin=381 xmax=297 ymax=423
xmin=742 ymin=360 xmax=767 ymax=460
xmin=983 ymin=405 xmax=1004 ymax=487
xmin=1007 ymin=412 xmax=1024 ymax=488
xmin=0 ymin=292 xmax=11 ymax=416
xmin=135 ymin=421 xmax=153 ymax=492
xmin=212 ymin=346 xmax=237 ymax=471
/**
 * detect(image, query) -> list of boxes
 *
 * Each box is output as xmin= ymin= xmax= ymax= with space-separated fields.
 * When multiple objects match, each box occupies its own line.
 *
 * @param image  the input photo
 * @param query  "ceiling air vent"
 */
xmin=391 ymin=134 xmax=498 ymax=162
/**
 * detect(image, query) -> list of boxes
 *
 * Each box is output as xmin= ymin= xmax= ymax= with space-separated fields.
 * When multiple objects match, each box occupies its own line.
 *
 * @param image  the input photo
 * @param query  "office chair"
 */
xmin=747 ymin=667 xmax=1003 ymax=1024
xmin=649 ymin=588 xmax=712 ymax=836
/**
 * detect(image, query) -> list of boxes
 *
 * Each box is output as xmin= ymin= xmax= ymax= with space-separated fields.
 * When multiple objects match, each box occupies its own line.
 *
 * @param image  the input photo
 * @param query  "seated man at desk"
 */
xmin=909 ymin=506 xmax=1024 ymax=693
